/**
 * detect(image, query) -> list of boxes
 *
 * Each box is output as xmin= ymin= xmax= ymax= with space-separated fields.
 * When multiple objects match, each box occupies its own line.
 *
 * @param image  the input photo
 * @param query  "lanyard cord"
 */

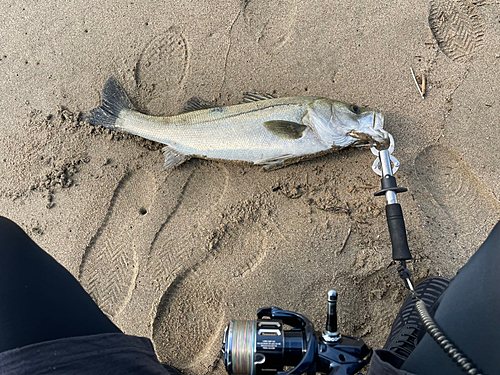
xmin=414 ymin=294 xmax=483 ymax=375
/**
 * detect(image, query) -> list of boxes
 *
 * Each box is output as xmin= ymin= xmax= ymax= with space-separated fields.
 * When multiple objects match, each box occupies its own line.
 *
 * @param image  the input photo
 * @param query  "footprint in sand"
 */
xmin=145 ymin=164 xmax=230 ymax=285
xmin=229 ymin=224 xmax=269 ymax=278
xmin=152 ymin=199 xmax=270 ymax=374
xmin=79 ymin=169 xmax=157 ymax=317
xmin=415 ymin=145 xmax=498 ymax=234
xmin=106 ymin=163 xmax=233 ymax=338
xmin=152 ymin=269 xmax=227 ymax=373
xmin=135 ymin=27 xmax=189 ymax=109
xmin=243 ymin=0 xmax=298 ymax=54
xmin=428 ymin=0 xmax=484 ymax=62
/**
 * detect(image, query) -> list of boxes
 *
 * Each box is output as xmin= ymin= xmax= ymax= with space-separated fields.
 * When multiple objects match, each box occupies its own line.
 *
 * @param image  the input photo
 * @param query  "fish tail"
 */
xmin=86 ymin=77 xmax=132 ymax=130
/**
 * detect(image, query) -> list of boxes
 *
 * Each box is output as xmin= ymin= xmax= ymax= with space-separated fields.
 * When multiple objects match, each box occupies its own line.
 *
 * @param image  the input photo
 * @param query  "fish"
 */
xmin=86 ymin=77 xmax=391 ymax=169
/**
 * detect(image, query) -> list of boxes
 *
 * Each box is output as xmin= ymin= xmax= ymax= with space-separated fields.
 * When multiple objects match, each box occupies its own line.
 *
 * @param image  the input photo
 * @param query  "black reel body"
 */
xmin=222 ymin=304 xmax=371 ymax=375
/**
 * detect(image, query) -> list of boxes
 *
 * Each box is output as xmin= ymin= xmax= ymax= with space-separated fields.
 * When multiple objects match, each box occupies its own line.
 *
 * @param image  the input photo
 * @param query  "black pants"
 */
xmin=0 ymin=216 xmax=121 ymax=353
xmin=0 ymin=216 xmax=499 ymax=374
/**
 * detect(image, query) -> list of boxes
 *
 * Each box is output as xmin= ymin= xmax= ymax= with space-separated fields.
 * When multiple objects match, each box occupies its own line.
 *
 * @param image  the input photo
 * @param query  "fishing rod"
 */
xmin=221 ymin=136 xmax=480 ymax=375
xmin=219 ymin=140 xmax=401 ymax=375
xmin=371 ymin=141 xmax=482 ymax=374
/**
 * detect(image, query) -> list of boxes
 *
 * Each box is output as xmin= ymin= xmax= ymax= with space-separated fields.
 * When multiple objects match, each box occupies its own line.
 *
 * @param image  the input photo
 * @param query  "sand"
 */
xmin=1 ymin=0 xmax=499 ymax=373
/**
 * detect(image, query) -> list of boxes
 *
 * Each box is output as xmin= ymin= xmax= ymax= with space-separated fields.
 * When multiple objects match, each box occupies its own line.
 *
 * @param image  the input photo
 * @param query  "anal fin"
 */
xmin=163 ymin=146 xmax=188 ymax=169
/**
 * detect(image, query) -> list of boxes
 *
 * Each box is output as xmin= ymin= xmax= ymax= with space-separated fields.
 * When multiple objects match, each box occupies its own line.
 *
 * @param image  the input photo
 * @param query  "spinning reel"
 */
xmin=222 ymin=291 xmax=371 ymax=375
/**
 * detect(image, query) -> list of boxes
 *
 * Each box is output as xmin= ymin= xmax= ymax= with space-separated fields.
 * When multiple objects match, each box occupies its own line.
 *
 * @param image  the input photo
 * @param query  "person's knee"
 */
xmin=0 ymin=216 xmax=39 ymax=258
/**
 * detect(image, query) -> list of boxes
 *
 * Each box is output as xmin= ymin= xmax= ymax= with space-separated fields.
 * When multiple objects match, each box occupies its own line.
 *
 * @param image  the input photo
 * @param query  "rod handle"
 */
xmin=386 ymin=203 xmax=412 ymax=261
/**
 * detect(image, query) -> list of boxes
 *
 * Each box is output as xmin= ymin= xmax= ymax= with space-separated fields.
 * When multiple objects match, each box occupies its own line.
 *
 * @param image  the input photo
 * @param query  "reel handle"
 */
xmin=325 ymin=290 xmax=338 ymax=334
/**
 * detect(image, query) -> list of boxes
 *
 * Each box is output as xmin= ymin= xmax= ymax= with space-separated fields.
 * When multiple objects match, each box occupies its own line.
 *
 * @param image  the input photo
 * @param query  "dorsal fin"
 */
xmin=182 ymin=97 xmax=217 ymax=113
xmin=242 ymin=92 xmax=277 ymax=103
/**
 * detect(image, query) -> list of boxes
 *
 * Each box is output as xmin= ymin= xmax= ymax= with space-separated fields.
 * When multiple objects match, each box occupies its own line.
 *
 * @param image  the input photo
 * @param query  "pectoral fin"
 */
xmin=264 ymin=121 xmax=307 ymax=140
xmin=255 ymin=154 xmax=294 ymax=170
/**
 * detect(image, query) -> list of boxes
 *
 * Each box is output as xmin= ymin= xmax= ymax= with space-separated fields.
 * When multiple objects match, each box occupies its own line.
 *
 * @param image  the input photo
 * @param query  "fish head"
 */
xmin=305 ymin=99 xmax=390 ymax=149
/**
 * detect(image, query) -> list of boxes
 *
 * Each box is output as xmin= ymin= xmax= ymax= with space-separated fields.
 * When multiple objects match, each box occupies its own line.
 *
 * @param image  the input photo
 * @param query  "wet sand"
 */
xmin=1 ymin=1 xmax=499 ymax=373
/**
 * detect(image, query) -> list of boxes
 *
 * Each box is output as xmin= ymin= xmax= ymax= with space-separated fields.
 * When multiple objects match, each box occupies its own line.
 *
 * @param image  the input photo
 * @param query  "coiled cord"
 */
xmin=415 ymin=300 xmax=483 ymax=375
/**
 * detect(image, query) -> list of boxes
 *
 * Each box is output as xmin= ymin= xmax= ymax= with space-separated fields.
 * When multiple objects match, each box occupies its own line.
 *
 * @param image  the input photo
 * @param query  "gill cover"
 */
xmin=302 ymin=99 xmax=389 ymax=148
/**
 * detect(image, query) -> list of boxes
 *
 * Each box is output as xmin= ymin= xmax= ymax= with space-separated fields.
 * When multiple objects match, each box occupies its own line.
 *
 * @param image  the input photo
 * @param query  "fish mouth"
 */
xmin=371 ymin=112 xmax=390 ymax=149
xmin=349 ymin=111 xmax=390 ymax=148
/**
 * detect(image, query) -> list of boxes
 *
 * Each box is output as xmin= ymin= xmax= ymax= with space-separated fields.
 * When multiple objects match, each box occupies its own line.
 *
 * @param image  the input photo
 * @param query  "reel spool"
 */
xmin=223 ymin=320 xmax=304 ymax=375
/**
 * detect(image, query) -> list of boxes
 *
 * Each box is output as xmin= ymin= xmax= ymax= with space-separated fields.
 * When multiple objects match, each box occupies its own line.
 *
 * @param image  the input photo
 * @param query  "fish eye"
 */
xmin=349 ymin=105 xmax=360 ymax=114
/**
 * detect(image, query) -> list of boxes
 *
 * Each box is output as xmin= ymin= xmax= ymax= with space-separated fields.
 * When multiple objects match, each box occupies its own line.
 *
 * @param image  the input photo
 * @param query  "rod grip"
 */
xmin=386 ymin=203 xmax=412 ymax=261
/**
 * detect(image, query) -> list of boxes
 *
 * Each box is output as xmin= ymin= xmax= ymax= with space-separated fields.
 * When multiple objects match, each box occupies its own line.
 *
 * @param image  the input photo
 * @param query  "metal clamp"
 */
xmin=371 ymin=134 xmax=400 ymax=176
